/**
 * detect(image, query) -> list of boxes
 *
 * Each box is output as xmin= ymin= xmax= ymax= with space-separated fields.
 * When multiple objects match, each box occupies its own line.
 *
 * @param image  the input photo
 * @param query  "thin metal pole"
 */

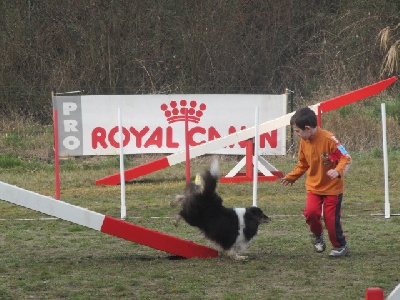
xmin=252 ymin=106 xmax=259 ymax=207
xmin=52 ymin=91 xmax=61 ymax=200
xmin=381 ymin=103 xmax=390 ymax=219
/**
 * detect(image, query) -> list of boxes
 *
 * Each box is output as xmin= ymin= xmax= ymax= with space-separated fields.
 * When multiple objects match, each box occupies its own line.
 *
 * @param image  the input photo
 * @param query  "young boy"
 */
xmin=281 ymin=107 xmax=351 ymax=257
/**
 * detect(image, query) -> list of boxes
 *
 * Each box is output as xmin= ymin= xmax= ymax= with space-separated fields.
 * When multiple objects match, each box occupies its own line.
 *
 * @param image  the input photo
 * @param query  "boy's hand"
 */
xmin=327 ymin=169 xmax=340 ymax=179
xmin=281 ymin=177 xmax=294 ymax=186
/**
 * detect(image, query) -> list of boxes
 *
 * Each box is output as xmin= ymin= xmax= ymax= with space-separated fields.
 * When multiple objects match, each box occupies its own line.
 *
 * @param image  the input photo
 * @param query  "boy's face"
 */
xmin=292 ymin=125 xmax=313 ymax=140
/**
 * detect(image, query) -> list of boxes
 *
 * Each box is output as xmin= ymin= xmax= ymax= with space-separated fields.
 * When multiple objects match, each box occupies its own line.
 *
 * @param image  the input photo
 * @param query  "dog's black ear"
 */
xmin=247 ymin=207 xmax=270 ymax=220
xmin=248 ymin=206 xmax=262 ymax=215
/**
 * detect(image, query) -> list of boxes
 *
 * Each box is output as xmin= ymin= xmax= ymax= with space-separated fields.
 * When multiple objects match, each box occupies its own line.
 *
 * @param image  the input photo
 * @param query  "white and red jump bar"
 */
xmin=95 ymin=111 xmax=297 ymax=185
xmin=0 ymin=181 xmax=218 ymax=259
xmin=95 ymin=76 xmax=398 ymax=186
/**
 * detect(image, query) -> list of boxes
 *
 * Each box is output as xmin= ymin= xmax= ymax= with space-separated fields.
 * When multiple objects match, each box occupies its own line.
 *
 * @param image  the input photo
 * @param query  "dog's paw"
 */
xmin=234 ymin=255 xmax=248 ymax=261
xmin=222 ymin=250 xmax=248 ymax=261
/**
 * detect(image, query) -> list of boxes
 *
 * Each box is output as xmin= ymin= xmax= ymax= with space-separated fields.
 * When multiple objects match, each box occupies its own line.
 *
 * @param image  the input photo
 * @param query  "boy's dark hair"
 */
xmin=290 ymin=107 xmax=317 ymax=130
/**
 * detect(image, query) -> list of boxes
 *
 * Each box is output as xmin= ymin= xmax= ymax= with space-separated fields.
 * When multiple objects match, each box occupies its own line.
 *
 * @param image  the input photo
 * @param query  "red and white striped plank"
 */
xmin=95 ymin=76 xmax=398 ymax=185
xmin=320 ymin=76 xmax=398 ymax=113
xmin=0 ymin=181 xmax=218 ymax=259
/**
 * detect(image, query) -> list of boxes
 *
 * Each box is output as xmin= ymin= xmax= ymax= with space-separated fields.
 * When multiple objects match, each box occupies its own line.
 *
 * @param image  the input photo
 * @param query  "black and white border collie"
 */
xmin=172 ymin=160 xmax=270 ymax=260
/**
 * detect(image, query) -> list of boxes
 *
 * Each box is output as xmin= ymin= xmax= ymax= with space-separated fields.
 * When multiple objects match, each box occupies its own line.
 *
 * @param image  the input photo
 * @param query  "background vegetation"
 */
xmin=1 ymin=1 xmax=400 ymax=153
xmin=0 ymin=1 xmax=399 ymax=122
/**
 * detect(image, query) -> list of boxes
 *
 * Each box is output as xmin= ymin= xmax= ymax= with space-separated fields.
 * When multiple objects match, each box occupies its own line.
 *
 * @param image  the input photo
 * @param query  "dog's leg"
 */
xmin=173 ymin=214 xmax=182 ymax=227
xmin=170 ymin=194 xmax=185 ymax=207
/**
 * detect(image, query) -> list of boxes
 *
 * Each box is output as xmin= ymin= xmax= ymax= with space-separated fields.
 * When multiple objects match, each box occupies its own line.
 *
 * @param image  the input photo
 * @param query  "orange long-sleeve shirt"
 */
xmin=285 ymin=127 xmax=352 ymax=195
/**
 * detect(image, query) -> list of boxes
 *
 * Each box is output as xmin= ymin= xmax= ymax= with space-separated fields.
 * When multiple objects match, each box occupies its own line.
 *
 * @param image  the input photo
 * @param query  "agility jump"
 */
xmin=0 ymin=181 xmax=218 ymax=259
xmin=96 ymin=76 xmax=398 ymax=185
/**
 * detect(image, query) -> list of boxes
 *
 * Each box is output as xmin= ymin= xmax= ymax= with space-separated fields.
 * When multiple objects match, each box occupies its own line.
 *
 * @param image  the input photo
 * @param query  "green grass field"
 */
xmin=1 ymin=125 xmax=400 ymax=299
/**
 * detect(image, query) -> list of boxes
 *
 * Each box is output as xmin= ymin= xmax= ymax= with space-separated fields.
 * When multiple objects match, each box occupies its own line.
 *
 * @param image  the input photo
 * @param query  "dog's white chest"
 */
xmin=233 ymin=208 xmax=247 ymax=253
xmin=234 ymin=207 xmax=246 ymax=232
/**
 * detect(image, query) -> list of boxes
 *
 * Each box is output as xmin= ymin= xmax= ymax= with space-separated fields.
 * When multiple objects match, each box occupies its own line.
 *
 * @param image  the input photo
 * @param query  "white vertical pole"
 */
xmin=252 ymin=106 xmax=259 ymax=207
xmin=381 ymin=103 xmax=390 ymax=219
xmin=118 ymin=107 xmax=126 ymax=220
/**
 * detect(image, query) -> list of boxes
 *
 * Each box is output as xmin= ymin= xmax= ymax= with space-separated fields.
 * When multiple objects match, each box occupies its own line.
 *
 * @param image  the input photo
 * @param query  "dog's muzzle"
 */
xmin=261 ymin=215 xmax=271 ymax=224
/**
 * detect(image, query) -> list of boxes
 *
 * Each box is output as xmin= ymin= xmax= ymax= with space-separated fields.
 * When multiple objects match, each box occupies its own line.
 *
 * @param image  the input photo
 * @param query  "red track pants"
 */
xmin=303 ymin=192 xmax=346 ymax=248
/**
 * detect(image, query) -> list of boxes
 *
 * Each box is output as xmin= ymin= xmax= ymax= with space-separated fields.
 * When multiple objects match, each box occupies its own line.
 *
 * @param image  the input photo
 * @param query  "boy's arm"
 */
xmin=282 ymin=149 xmax=309 ymax=184
xmin=329 ymin=143 xmax=352 ymax=177
xmin=284 ymin=160 xmax=309 ymax=182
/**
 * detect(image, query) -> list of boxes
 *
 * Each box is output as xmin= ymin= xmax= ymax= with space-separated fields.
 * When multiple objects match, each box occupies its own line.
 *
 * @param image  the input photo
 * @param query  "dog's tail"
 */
xmin=202 ymin=157 xmax=219 ymax=196
xmin=209 ymin=156 xmax=220 ymax=178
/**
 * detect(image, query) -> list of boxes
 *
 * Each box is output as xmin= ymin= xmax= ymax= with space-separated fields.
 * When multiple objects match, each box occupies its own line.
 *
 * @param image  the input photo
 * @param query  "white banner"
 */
xmin=53 ymin=94 xmax=287 ymax=156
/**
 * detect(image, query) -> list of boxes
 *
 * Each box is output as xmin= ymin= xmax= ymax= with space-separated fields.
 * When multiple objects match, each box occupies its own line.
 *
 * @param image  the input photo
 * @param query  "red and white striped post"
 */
xmin=185 ymin=109 xmax=191 ymax=185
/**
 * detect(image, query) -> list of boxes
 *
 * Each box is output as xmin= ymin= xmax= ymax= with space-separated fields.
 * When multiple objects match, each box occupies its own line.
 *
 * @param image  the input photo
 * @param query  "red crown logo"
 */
xmin=160 ymin=100 xmax=206 ymax=124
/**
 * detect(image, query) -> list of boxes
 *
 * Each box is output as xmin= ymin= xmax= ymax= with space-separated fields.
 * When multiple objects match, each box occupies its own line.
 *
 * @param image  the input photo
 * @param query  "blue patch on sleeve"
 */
xmin=337 ymin=144 xmax=348 ymax=155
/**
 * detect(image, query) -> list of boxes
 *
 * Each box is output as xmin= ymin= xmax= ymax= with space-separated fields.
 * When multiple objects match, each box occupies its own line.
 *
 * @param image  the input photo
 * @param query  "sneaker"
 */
xmin=312 ymin=234 xmax=326 ymax=253
xmin=329 ymin=245 xmax=350 ymax=257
